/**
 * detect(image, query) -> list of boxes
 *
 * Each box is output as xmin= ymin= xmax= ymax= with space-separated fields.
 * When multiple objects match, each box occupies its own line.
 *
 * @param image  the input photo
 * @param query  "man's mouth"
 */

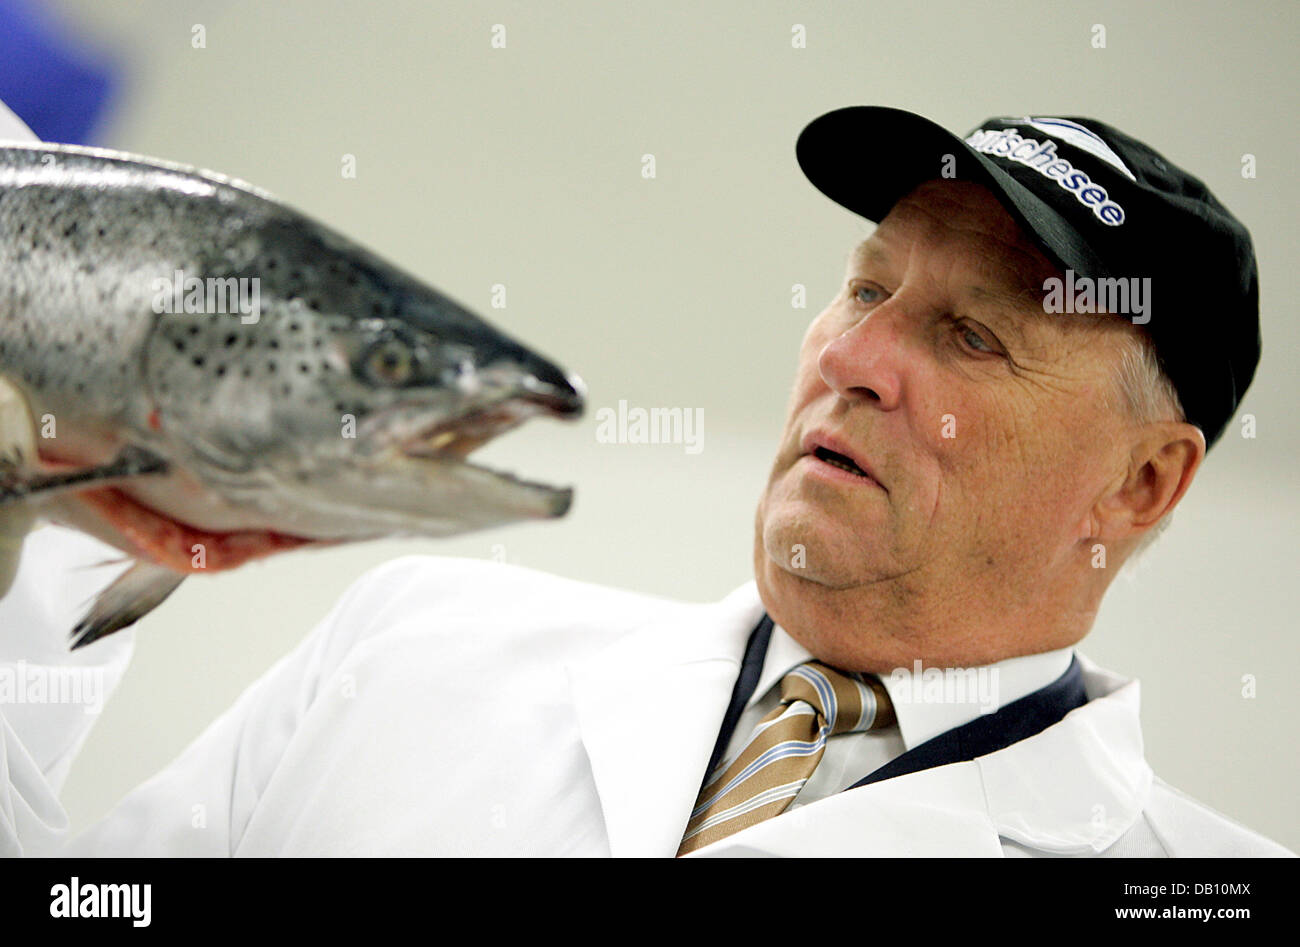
xmin=799 ymin=430 xmax=886 ymax=491
xmin=811 ymin=445 xmax=876 ymax=481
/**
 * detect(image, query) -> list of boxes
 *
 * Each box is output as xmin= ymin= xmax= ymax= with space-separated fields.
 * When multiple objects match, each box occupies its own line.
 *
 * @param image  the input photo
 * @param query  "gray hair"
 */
xmin=1109 ymin=328 xmax=1187 ymax=559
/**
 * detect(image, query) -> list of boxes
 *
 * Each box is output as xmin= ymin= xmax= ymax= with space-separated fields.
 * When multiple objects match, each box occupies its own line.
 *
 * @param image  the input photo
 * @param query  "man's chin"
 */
xmin=755 ymin=528 xmax=870 ymax=592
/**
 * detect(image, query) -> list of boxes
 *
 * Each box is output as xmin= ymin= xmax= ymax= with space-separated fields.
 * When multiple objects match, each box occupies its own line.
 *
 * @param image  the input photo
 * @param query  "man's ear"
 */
xmin=1089 ymin=421 xmax=1206 ymax=541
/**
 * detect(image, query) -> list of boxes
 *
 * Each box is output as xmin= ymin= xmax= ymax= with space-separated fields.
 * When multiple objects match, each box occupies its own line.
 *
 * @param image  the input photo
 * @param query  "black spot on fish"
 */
xmin=192 ymin=356 xmax=205 ymax=368
xmin=173 ymin=339 xmax=186 ymax=353
xmin=299 ymin=362 xmax=309 ymax=373
xmin=267 ymin=362 xmax=276 ymax=373
xmin=225 ymin=334 xmax=238 ymax=347
xmin=188 ymin=325 xmax=200 ymax=336
xmin=216 ymin=365 xmax=226 ymax=377
xmin=269 ymin=339 xmax=280 ymax=350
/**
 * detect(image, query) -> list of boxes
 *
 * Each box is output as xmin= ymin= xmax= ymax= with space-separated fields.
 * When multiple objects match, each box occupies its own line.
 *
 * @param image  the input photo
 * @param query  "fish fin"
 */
xmin=1 ymin=444 xmax=169 ymax=507
xmin=69 ymin=560 xmax=185 ymax=650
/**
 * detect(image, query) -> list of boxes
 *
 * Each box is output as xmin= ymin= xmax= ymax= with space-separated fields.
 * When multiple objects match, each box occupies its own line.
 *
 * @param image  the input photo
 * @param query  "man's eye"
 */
xmin=956 ymin=322 xmax=1001 ymax=355
xmin=852 ymin=283 xmax=885 ymax=306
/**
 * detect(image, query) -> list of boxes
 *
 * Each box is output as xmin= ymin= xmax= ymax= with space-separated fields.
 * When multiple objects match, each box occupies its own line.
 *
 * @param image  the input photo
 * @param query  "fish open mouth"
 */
xmin=51 ymin=394 xmax=580 ymax=575
xmin=46 ymin=381 xmax=583 ymax=574
xmin=392 ymin=389 xmax=580 ymax=514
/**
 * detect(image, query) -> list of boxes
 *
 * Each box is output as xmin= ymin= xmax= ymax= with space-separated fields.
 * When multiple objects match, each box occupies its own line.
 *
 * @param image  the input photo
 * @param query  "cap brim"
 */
xmin=796 ymin=106 xmax=1107 ymax=278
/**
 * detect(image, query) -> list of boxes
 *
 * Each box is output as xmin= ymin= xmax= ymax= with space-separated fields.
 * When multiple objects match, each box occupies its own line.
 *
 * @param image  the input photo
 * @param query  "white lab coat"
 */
xmin=0 ymin=530 xmax=1291 ymax=857
xmin=1 ymin=94 xmax=1289 ymax=860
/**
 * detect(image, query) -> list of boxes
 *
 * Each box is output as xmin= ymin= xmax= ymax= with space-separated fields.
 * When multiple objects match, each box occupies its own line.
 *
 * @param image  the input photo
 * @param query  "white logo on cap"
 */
xmin=1019 ymin=117 xmax=1137 ymax=181
xmin=964 ymin=124 xmax=1128 ymax=226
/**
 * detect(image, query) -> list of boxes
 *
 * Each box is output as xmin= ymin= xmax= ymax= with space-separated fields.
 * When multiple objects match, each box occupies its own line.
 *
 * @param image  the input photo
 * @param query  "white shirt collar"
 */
xmin=751 ymin=623 xmax=1075 ymax=750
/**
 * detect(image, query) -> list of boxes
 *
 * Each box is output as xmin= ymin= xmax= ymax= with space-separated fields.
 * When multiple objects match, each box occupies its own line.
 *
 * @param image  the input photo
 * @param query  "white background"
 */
xmin=30 ymin=0 xmax=1300 ymax=850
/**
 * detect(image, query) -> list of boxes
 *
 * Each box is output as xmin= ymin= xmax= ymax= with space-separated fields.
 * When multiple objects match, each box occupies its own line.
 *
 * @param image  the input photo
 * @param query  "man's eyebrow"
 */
xmin=964 ymin=284 xmax=1054 ymax=347
xmin=847 ymin=239 xmax=1055 ymax=345
xmin=848 ymin=240 xmax=888 ymax=269
xmin=966 ymin=283 xmax=1047 ymax=314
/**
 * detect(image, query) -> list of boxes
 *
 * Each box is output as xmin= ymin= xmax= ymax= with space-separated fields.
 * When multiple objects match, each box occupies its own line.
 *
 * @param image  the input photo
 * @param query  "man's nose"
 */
xmin=816 ymin=302 xmax=906 ymax=409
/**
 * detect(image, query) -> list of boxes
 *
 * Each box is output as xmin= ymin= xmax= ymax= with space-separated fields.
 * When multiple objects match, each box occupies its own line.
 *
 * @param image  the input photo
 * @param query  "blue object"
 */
xmin=0 ymin=0 xmax=118 ymax=144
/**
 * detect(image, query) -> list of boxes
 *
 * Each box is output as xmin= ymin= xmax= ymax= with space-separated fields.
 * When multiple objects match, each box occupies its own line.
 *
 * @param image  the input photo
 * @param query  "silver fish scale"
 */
xmin=0 ymin=144 xmax=441 ymax=468
xmin=0 ymin=147 xmax=295 ymax=449
xmin=0 ymin=141 xmax=581 ymax=652
xmin=146 ymin=303 xmax=362 ymax=470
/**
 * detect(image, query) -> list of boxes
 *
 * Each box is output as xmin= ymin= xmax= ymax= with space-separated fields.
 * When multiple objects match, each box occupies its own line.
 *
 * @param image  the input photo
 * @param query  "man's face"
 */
xmin=754 ymin=180 xmax=1141 ymax=670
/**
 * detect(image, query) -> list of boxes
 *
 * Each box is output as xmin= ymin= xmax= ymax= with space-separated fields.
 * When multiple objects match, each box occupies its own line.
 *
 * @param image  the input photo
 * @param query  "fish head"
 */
xmin=140 ymin=218 xmax=584 ymax=540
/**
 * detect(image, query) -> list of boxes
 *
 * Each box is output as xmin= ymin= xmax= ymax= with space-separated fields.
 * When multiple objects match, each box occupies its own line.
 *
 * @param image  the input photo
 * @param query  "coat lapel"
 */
xmin=571 ymin=583 xmax=1154 ymax=858
xmin=977 ymin=655 xmax=1152 ymax=854
xmin=686 ymin=653 xmax=1153 ymax=857
xmin=566 ymin=582 xmax=765 ymax=857
xmin=682 ymin=760 xmax=1006 ymax=857
xmin=848 ymin=655 xmax=1089 ymax=789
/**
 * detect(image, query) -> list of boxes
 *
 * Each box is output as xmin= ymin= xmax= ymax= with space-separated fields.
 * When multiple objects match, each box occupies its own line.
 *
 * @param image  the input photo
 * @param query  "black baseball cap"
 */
xmin=795 ymin=106 xmax=1259 ymax=450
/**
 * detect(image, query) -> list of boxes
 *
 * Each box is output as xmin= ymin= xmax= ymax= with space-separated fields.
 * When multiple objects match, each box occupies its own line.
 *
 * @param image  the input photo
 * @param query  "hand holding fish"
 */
xmin=0 ymin=143 xmax=584 ymax=649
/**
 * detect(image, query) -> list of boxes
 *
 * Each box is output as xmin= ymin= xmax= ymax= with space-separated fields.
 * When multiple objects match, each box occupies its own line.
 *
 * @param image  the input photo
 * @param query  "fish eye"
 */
xmin=362 ymin=338 xmax=416 ymax=385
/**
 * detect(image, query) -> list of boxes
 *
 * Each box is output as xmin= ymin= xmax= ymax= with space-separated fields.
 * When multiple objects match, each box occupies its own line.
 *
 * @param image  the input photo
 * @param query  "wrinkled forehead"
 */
xmin=852 ymin=180 xmax=1061 ymax=302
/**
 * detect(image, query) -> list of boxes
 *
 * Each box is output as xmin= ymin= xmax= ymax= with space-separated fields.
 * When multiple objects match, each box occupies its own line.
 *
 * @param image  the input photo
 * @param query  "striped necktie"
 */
xmin=676 ymin=660 xmax=895 ymax=855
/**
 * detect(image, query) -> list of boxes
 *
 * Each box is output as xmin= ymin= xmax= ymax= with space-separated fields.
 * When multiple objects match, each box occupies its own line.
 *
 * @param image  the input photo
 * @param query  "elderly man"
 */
xmin=0 ymin=105 xmax=1291 ymax=857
